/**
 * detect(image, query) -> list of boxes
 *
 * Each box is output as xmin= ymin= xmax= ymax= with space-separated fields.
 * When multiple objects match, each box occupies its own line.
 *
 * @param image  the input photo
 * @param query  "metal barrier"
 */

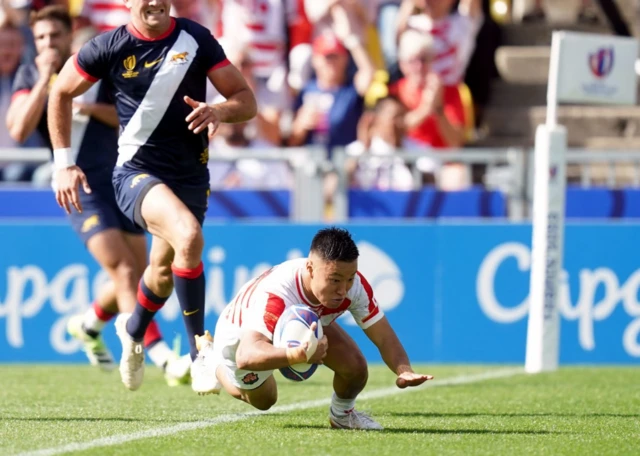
xmin=5 ymin=146 xmax=640 ymax=221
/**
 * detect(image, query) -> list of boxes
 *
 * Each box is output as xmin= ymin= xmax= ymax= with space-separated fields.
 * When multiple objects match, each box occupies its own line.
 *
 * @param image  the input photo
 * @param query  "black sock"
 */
xmin=126 ymin=279 xmax=168 ymax=341
xmin=172 ymin=262 xmax=206 ymax=360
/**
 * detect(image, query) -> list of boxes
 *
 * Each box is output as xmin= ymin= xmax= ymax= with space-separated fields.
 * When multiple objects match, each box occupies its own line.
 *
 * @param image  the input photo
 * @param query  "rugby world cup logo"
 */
xmin=589 ymin=47 xmax=614 ymax=79
xmin=122 ymin=55 xmax=139 ymax=79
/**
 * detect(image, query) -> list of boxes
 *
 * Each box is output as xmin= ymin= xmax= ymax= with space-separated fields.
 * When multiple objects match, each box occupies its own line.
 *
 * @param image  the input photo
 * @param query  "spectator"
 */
xmin=0 ymin=20 xmax=25 ymax=149
xmin=75 ymin=0 xmax=129 ymax=34
xmin=209 ymin=47 xmax=292 ymax=190
xmin=396 ymin=0 xmax=482 ymax=88
xmin=346 ymin=96 xmax=414 ymax=191
xmin=391 ymin=29 xmax=466 ymax=150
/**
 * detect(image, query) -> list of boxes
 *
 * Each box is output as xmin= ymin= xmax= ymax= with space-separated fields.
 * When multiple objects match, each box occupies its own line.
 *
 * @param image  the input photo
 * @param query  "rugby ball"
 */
xmin=273 ymin=304 xmax=323 ymax=381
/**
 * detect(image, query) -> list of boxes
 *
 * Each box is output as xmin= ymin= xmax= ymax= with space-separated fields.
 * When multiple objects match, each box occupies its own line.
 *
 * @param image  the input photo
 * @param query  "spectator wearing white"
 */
xmin=346 ymin=96 xmax=414 ymax=191
xmin=396 ymin=0 xmax=482 ymax=88
xmin=217 ymin=0 xmax=311 ymax=113
xmin=75 ymin=0 xmax=129 ymax=34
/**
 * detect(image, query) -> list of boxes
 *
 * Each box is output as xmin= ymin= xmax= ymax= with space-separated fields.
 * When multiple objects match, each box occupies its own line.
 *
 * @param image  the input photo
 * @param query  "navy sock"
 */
xmin=172 ymin=262 xmax=205 ymax=360
xmin=126 ymin=279 xmax=168 ymax=341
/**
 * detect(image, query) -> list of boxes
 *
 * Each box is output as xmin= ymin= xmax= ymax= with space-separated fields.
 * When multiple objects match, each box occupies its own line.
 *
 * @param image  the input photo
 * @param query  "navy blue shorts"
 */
xmin=68 ymin=176 xmax=144 ymax=244
xmin=112 ymin=165 xmax=209 ymax=230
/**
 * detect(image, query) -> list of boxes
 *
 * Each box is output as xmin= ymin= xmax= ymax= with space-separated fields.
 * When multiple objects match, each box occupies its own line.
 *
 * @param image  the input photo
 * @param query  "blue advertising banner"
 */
xmin=1 ymin=222 xmax=639 ymax=364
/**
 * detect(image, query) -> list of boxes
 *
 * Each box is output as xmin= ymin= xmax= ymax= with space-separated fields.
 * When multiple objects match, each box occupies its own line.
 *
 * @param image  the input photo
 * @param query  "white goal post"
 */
xmin=525 ymin=31 xmax=638 ymax=373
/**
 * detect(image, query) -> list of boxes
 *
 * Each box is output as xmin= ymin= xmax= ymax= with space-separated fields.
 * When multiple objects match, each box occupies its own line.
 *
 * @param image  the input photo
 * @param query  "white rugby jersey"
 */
xmin=218 ymin=0 xmax=300 ymax=78
xmin=220 ymin=258 xmax=384 ymax=340
xmin=407 ymin=11 xmax=482 ymax=86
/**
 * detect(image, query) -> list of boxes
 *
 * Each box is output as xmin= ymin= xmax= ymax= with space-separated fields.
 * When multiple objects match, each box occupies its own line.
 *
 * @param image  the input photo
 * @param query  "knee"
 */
xmin=343 ymin=353 xmax=369 ymax=386
xmin=174 ymin=219 xmax=203 ymax=261
xmin=249 ymin=393 xmax=278 ymax=411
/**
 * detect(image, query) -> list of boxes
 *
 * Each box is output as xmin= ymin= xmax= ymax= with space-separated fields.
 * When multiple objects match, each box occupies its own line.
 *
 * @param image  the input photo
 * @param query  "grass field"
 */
xmin=1 ymin=365 xmax=638 ymax=456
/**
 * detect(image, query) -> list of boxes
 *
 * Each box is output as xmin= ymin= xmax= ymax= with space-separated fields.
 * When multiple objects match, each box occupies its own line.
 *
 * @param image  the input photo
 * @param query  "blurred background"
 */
xmin=1 ymin=0 xmax=639 ymax=366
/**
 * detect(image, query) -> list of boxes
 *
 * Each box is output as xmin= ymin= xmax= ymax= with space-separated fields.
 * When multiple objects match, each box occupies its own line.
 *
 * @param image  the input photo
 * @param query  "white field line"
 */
xmin=15 ymin=367 xmax=523 ymax=456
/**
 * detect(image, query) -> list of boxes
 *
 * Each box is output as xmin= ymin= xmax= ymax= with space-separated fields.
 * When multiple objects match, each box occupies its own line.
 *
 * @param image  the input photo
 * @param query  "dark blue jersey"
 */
xmin=75 ymin=17 xmax=229 ymax=187
xmin=12 ymin=63 xmax=118 ymax=178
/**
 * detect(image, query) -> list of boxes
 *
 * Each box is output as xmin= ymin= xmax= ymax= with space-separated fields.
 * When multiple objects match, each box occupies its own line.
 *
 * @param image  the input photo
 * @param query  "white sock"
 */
xmin=147 ymin=340 xmax=173 ymax=369
xmin=82 ymin=307 xmax=107 ymax=334
xmin=331 ymin=393 xmax=356 ymax=417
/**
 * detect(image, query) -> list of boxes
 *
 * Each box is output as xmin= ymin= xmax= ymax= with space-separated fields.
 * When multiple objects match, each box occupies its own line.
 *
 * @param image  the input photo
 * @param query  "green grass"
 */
xmin=1 ymin=365 xmax=639 ymax=455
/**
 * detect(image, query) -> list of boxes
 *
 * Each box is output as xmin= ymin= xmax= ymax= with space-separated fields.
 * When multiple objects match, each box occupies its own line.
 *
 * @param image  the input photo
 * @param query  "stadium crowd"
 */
xmin=0 ymin=0 xmax=633 ymax=193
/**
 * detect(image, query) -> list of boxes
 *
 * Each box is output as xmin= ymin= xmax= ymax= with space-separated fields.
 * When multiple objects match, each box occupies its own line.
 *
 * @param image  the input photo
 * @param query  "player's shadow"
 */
xmin=282 ymin=424 xmax=562 ymax=435
xmin=388 ymin=412 xmax=640 ymax=419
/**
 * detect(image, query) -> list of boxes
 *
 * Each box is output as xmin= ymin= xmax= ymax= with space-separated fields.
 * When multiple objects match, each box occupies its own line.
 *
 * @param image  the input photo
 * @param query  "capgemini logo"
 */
xmin=340 ymin=241 xmax=405 ymax=325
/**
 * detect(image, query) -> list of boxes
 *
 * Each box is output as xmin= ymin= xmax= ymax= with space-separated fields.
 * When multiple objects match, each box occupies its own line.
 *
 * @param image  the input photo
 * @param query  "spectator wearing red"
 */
xmin=390 ymin=29 xmax=465 ymax=149
xmin=75 ymin=0 xmax=129 ymax=34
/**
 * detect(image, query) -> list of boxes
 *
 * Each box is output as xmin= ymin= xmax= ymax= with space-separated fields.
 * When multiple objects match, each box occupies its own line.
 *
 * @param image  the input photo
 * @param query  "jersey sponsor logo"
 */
xmin=241 ymin=372 xmax=259 ymax=385
xmin=81 ymin=215 xmax=100 ymax=233
xmin=130 ymin=173 xmax=150 ymax=188
xmin=144 ymin=57 xmax=164 ymax=69
xmin=170 ymin=51 xmax=189 ymax=65
xmin=122 ymin=55 xmax=139 ymax=79
xmin=200 ymin=148 xmax=209 ymax=165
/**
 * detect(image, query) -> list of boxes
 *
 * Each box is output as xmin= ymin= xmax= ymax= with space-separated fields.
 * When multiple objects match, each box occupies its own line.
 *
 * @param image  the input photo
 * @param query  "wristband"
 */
xmin=53 ymin=148 xmax=75 ymax=169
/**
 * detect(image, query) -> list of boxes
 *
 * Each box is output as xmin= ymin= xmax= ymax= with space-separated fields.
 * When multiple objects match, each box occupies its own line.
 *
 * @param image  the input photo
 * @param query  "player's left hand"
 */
xmin=395 ymin=371 xmax=434 ymax=389
xmin=184 ymin=96 xmax=220 ymax=135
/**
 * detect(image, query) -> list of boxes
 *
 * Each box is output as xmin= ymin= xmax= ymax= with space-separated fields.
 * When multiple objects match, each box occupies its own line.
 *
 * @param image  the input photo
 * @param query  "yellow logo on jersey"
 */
xmin=170 ymin=51 xmax=189 ymax=64
xmin=122 ymin=55 xmax=139 ymax=78
xmin=144 ymin=57 xmax=163 ymax=69
xmin=81 ymin=215 xmax=100 ymax=233
xmin=200 ymin=148 xmax=209 ymax=165
xmin=130 ymin=173 xmax=150 ymax=188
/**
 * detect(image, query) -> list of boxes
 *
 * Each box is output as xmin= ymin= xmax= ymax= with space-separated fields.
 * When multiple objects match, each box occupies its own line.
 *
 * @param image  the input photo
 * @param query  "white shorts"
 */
xmin=213 ymin=315 xmax=274 ymax=390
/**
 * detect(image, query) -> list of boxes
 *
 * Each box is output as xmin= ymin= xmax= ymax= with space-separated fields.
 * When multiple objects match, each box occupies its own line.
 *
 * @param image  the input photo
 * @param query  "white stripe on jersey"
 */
xmin=117 ymin=30 xmax=199 ymax=166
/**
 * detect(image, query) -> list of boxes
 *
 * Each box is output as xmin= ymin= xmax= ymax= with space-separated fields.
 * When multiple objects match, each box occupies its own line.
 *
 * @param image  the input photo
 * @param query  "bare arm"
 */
xmin=75 ymin=102 xmax=119 ymax=128
xmin=6 ymin=79 xmax=49 ymax=143
xmin=458 ymin=0 xmax=482 ymax=19
xmin=256 ymin=108 xmax=282 ymax=145
xmin=48 ymin=58 xmax=97 ymax=149
xmin=365 ymin=316 xmax=433 ymax=387
xmin=236 ymin=331 xmax=293 ymax=371
xmin=207 ymin=64 xmax=257 ymax=123
xmin=433 ymin=110 xmax=465 ymax=148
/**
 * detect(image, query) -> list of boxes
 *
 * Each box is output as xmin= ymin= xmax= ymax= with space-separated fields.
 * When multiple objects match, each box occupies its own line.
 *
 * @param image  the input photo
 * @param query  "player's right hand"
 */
xmin=285 ymin=322 xmax=328 ymax=365
xmin=55 ymin=165 xmax=91 ymax=214
xmin=35 ymin=48 xmax=60 ymax=81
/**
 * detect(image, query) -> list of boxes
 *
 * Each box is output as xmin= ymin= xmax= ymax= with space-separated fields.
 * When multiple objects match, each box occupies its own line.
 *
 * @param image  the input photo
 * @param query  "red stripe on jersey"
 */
xmin=263 ymin=293 xmax=286 ymax=334
xmin=73 ymin=54 xmax=99 ymax=82
xmin=318 ymin=298 xmax=351 ymax=316
xmin=357 ymin=272 xmax=378 ymax=317
xmin=11 ymin=89 xmax=30 ymax=102
xmin=246 ymin=22 xmax=265 ymax=31
xmin=361 ymin=306 xmax=380 ymax=324
xmin=250 ymin=42 xmax=279 ymax=51
xmin=436 ymin=46 xmax=457 ymax=61
xmin=89 ymin=3 xmax=129 ymax=11
xmin=295 ymin=270 xmax=313 ymax=306
xmin=208 ymin=58 xmax=231 ymax=74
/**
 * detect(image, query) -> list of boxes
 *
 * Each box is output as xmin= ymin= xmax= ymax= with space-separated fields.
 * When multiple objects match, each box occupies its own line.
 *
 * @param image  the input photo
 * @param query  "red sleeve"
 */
xmin=443 ymin=85 xmax=465 ymax=127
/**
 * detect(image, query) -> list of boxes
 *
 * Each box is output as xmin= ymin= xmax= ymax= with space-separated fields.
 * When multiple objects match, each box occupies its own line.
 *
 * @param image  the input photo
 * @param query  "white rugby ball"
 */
xmin=273 ymin=304 xmax=323 ymax=381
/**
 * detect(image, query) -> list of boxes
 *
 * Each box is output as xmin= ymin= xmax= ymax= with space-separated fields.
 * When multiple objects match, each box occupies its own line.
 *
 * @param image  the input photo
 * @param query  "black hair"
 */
xmin=310 ymin=227 xmax=359 ymax=262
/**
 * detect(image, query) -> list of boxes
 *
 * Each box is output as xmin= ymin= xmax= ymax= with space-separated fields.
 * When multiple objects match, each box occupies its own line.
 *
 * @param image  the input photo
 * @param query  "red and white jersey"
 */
xmin=218 ymin=0 xmax=307 ymax=78
xmin=220 ymin=258 xmax=384 ymax=340
xmin=408 ymin=11 xmax=482 ymax=86
xmin=80 ymin=0 xmax=130 ymax=33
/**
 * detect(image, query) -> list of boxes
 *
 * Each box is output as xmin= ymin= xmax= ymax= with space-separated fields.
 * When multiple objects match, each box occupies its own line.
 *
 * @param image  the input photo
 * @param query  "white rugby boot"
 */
xmin=164 ymin=353 xmax=192 ymax=387
xmin=67 ymin=314 xmax=116 ymax=372
xmin=191 ymin=330 xmax=222 ymax=395
xmin=114 ymin=313 xmax=145 ymax=391
xmin=329 ymin=408 xmax=384 ymax=430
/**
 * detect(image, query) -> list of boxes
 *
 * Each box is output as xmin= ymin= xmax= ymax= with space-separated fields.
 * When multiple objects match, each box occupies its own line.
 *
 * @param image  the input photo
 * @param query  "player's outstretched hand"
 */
xmin=54 ymin=165 xmax=91 ymax=214
xmin=395 ymin=371 xmax=434 ymax=389
xmin=184 ymin=96 xmax=220 ymax=135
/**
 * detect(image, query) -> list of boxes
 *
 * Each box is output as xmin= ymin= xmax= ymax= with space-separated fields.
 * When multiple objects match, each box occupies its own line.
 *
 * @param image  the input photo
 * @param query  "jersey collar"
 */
xmin=127 ymin=17 xmax=176 ymax=42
